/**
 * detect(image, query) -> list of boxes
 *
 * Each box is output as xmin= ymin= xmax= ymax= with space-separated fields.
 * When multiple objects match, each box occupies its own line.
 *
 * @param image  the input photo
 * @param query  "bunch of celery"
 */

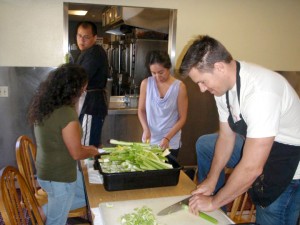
xmin=99 ymin=139 xmax=172 ymax=173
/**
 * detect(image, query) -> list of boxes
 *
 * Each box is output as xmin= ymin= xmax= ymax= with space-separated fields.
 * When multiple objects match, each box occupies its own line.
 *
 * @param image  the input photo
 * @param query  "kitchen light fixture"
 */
xmin=68 ymin=10 xmax=88 ymax=16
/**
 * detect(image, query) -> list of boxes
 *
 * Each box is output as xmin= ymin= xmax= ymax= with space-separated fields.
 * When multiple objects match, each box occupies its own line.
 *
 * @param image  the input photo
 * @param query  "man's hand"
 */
xmin=192 ymin=178 xmax=217 ymax=196
xmin=189 ymin=194 xmax=216 ymax=214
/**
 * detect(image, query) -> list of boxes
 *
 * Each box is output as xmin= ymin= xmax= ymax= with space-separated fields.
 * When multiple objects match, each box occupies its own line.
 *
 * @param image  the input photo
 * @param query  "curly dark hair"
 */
xmin=28 ymin=63 xmax=88 ymax=125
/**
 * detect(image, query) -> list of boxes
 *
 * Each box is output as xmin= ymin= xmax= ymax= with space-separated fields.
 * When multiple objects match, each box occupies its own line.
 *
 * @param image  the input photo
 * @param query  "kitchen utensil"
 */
xmin=157 ymin=196 xmax=190 ymax=215
xmin=157 ymin=196 xmax=218 ymax=224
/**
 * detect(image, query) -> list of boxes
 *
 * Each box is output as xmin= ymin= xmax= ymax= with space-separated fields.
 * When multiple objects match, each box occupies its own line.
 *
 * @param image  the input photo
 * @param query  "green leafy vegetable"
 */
xmin=120 ymin=206 xmax=160 ymax=225
xmin=99 ymin=139 xmax=173 ymax=173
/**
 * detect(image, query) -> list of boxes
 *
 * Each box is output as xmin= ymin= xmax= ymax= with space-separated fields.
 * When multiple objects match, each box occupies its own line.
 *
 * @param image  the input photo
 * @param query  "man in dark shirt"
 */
xmin=75 ymin=21 xmax=109 ymax=148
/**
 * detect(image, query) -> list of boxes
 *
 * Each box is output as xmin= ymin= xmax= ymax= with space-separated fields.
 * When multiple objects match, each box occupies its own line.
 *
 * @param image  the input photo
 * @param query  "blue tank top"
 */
xmin=146 ymin=77 xmax=181 ymax=149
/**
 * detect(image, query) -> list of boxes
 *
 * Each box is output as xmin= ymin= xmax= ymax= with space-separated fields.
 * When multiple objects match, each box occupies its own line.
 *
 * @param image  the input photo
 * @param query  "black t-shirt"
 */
xmin=76 ymin=45 xmax=109 ymax=115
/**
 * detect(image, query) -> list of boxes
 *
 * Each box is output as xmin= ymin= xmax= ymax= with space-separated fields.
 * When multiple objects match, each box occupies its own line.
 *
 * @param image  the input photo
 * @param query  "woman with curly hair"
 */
xmin=28 ymin=63 xmax=100 ymax=225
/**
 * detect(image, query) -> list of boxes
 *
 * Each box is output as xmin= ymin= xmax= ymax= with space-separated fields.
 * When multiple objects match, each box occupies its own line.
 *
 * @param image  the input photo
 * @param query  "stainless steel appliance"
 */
xmin=109 ymin=38 xmax=168 ymax=95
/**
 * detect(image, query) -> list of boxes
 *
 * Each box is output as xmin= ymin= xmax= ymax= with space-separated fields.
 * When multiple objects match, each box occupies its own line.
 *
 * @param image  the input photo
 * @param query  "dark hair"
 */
xmin=179 ymin=35 xmax=233 ymax=77
xmin=27 ymin=63 xmax=88 ymax=125
xmin=145 ymin=50 xmax=172 ymax=70
xmin=76 ymin=21 xmax=97 ymax=36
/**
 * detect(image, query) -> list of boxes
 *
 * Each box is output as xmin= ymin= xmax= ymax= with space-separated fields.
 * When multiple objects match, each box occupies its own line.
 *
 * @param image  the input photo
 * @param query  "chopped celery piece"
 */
xmin=120 ymin=206 xmax=160 ymax=225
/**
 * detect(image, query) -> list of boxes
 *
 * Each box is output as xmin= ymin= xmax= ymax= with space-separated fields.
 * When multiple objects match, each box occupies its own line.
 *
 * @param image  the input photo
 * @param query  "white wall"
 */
xmin=0 ymin=0 xmax=299 ymax=70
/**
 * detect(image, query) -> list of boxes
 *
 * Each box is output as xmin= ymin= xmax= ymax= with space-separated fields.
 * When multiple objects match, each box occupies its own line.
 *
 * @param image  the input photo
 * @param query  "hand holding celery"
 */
xmin=182 ymin=204 xmax=218 ymax=224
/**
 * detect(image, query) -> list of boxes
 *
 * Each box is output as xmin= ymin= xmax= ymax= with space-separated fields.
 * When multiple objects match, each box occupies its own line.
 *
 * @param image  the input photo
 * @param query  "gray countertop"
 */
xmin=108 ymin=107 xmax=138 ymax=115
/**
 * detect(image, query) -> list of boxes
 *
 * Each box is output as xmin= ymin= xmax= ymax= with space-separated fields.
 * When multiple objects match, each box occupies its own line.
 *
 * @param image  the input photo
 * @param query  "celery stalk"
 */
xmin=99 ymin=139 xmax=173 ymax=173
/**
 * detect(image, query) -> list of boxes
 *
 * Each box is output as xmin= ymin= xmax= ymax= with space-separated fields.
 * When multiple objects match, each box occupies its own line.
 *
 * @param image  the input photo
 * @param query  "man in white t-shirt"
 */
xmin=179 ymin=35 xmax=300 ymax=225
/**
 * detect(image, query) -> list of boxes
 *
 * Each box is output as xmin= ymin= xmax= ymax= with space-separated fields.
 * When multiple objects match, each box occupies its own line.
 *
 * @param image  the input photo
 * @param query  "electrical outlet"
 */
xmin=0 ymin=86 xmax=9 ymax=97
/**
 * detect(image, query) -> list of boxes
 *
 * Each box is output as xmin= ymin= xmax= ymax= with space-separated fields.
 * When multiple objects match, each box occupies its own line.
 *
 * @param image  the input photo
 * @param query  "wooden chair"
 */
xmin=0 ymin=166 xmax=45 ymax=225
xmin=229 ymin=191 xmax=256 ymax=223
xmin=15 ymin=135 xmax=48 ymax=206
xmin=15 ymin=135 xmax=89 ymax=222
xmin=224 ymin=167 xmax=256 ymax=223
xmin=0 ymin=184 xmax=10 ymax=225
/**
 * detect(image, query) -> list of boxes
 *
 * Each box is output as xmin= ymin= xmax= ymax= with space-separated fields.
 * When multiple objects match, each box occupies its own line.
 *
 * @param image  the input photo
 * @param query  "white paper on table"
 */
xmin=91 ymin=207 xmax=104 ymax=225
xmin=85 ymin=159 xmax=103 ymax=184
xmin=88 ymin=168 xmax=103 ymax=184
xmin=98 ymin=148 xmax=106 ymax=154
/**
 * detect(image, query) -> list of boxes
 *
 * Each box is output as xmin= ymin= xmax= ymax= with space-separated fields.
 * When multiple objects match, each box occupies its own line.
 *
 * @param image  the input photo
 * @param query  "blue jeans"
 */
xmin=256 ymin=179 xmax=300 ymax=225
xmin=196 ymin=133 xmax=244 ymax=192
xmin=37 ymin=169 xmax=87 ymax=225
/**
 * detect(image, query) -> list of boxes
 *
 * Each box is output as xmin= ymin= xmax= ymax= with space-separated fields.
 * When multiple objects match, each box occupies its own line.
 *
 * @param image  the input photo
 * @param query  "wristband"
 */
xmin=163 ymin=137 xmax=170 ymax=142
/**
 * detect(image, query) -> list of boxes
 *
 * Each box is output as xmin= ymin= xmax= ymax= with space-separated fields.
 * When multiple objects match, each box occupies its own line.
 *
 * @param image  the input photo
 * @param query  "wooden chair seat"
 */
xmin=15 ymin=135 xmax=90 ymax=222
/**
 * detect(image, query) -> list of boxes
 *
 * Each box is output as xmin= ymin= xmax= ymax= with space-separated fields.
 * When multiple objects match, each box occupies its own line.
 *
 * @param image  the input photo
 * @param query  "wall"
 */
xmin=0 ymin=67 xmax=53 ymax=169
xmin=0 ymin=0 xmax=300 ymax=70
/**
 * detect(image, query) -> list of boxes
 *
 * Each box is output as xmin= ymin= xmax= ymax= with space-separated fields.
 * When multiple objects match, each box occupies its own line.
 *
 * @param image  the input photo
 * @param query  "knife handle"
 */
xmin=199 ymin=212 xmax=218 ymax=224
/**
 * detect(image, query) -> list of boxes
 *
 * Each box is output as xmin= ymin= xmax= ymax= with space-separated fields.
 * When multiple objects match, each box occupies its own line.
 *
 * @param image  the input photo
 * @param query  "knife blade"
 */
xmin=157 ymin=196 xmax=219 ymax=224
xmin=157 ymin=196 xmax=191 ymax=216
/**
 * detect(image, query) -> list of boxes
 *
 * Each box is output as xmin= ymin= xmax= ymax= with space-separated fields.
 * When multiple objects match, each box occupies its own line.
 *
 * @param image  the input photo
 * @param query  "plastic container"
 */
xmin=94 ymin=156 xmax=181 ymax=191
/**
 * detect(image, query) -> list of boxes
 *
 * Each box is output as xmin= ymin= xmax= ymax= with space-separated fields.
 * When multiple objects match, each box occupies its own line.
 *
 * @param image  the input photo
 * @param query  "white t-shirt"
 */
xmin=215 ymin=61 xmax=300 ymax=179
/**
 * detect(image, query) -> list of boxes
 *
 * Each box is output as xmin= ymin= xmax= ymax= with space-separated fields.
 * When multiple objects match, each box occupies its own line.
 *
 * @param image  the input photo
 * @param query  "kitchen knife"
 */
xmin=157 ymin=196 xmax=191 ymax=216
xmin=157 ymin=196 xmax=218 ymax=224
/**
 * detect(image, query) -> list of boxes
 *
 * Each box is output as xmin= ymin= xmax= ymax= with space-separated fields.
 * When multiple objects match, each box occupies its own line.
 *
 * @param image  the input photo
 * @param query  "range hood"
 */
xmin=105 ymin=7 xmax=170 ymax=35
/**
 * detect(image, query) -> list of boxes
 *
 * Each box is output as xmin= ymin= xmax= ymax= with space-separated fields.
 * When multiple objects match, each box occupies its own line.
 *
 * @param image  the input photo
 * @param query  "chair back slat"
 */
xmin=16 ymin=135 xmax=39 ymax=195
xmin=229 ymin=191 xmax=256 ymax=223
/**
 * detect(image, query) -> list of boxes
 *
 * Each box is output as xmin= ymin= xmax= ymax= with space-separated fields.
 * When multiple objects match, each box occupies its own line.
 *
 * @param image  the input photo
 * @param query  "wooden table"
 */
xmin=80 ymin=160 xmax=196 ymax=222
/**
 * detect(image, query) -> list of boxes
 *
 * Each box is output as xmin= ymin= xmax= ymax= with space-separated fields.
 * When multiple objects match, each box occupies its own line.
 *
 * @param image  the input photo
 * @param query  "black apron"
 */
xmin=226 ymin=61 xmax=300 ymax=207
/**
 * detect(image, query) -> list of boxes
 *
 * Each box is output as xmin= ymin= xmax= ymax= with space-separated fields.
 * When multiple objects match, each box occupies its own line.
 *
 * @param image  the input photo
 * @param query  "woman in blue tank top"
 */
xmin=138 ymin=51 xmax=188 ymax=158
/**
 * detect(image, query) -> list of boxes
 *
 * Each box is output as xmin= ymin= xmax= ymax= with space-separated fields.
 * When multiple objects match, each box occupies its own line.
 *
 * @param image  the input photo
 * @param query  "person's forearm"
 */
xmin=211 ymin=161 xmax=259 ymax=209
xmin=73 ymin=145 xmax=98 ymax=160
xmin=210 ymin=137 xmax=273 ymax=209
xmin=206 ymin=134 xmax=236 ymax=185
xmin=164 ymin=117 xmax=186 ymax=140
xmin=138 ymin=109 xmax=150 ymax=133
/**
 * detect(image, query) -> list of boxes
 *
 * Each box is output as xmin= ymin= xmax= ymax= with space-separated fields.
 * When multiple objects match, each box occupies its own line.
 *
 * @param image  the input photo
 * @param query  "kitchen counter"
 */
xmin=102 ymin=107 xmax=142 ymax=145
xmin=108 ymin=107 xmax=137 ymax=115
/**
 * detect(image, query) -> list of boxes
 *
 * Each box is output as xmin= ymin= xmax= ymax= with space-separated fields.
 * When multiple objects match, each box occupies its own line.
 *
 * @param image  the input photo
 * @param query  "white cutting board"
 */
xmin=98 ymin=195 xmax=235 ymax=225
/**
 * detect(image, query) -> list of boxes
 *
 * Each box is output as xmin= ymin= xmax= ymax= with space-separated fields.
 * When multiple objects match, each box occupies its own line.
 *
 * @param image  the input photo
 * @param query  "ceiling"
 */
xmin=68 ymin=3 xmax=107 ymax=23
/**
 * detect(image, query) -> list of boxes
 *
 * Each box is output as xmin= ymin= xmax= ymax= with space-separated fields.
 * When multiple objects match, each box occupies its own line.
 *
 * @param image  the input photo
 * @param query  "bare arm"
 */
xmin=160 ymin=81 xmax=188 ymax=149
xmin=193 ymin=122 xmax=236 ymax=196
xmin=138 ymin=79 xmax=151 ymax=142
xmin=62 ymin=120 xmax=99 ymax=160
xmin=189 ymin=135 xmax=274 ymax=213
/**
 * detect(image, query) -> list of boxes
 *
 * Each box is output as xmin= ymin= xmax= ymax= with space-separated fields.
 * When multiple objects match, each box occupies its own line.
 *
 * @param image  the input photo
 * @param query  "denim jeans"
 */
xmin=256 ymin=179 xmax=300 ymax=225
xmin=37 ymin=169 xmax=87 ymax=225
xmin=196 ymin=133 xmax=245 ymax=192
